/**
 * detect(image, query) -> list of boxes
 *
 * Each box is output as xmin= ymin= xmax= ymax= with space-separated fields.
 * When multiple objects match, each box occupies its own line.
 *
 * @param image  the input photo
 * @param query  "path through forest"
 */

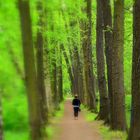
xmin=52 ymin=100 xmax=102 ymax=140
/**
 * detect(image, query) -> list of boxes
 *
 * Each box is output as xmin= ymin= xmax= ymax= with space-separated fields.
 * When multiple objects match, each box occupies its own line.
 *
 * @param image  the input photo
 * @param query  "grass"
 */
xmin=3 ymin=94 xmax=29 ymax=140
xmin=4 ymin=131 xmax=29 ymax=140
xmin=45 ymin=101 xmax=65 ymax=140
xmin=84 ymin=109 xmax=127 ymax=140
xmin=83 ymin=95 xmax=131 ymax=140
xmin=2 ymin=94 xmax=131 ymax=140
xmin=100 ymin=126 xmax=127 ymax=140
xmin=3 ymin=95 xmax=65 ymax=140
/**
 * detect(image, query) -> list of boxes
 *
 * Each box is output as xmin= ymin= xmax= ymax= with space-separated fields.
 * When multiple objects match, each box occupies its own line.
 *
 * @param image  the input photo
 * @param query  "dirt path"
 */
xmin=52 ymin=100 xmax=102 ymax=140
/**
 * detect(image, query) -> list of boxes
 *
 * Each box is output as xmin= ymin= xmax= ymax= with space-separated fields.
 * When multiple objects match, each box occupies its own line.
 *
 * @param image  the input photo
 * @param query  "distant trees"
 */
xmin=128 ymin=0 xmax=140 ymax=139
xmin=57 ymin=45 xmax=63 ymax=102
xmin=16 ymin=0 xmax=140 ymax=139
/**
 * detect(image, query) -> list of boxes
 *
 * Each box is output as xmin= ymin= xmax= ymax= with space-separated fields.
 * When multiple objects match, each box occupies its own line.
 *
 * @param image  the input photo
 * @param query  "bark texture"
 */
xmin=18 ymin=0 xmax=42 ymax=139
xmin=36 ymin=0 xmax=48 ymax=127
xmin=51 ymin=46 xmax=59 ymax=109
xmin=101 ymin=0 xmax=113 ymax=125
xmin=128 ymin=0 xmax=140 ymax=139
xmin=111 ymin=0 xmax=126 ymax=130
xmin=96 ymin=0 xmax=109 ymax=121
xmin=82 ymin=0 xmax=96 ymax=110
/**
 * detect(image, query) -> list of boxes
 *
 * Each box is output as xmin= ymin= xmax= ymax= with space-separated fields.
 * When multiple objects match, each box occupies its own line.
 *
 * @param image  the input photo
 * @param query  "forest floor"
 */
xmin=51 ymin=100 xmax=102 ymax=140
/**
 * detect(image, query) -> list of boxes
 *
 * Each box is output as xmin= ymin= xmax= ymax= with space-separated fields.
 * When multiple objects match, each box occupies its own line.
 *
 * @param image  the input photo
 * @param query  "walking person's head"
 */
xmin=74 ymin=94 xmax=78 ymax=98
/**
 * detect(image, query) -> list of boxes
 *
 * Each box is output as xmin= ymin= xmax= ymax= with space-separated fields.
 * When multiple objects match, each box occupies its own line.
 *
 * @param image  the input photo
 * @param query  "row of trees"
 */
xmin=14 ymin=0 xmax=140 ymax=139
xmin=96 ymin=0 xmax=140 ymax=139
xmin=0 ymin=0 xmax=140 ymax=140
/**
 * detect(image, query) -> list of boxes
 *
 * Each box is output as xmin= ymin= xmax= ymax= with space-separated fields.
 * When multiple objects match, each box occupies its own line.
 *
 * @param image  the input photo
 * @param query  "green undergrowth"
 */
xmin=4 ymin=131 xmax=29 ymax=140
xmin=46 ymin=101 xmax=65 ymax=140
xmin=3 ymin=95 xmax=65 ymax=140
xmin=83 ymin=95 xmax=131 ymax=140
xmin=100 ymin=126 xmax=127 ymax=140
xmin=84 ymin=108 xmax=127 ymax=140
xmin=3 ymin=94 xmax=29 ymax=140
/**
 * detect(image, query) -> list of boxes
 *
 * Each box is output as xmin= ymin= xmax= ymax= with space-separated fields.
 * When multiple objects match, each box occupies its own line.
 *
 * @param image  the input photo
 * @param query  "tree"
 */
xmin=128 ymin=0 xmax=140 ymax=139
xmin=18 ymin=0 xmax=43 ymax=139
xmin=101 ymin=0 xmax=113 ymax=124
xmin=96 ymin=0 xmax=109 ymax=121
xmin=51 ymin=45 xmax=59 ymax=109
xmin=82 ymin=0 xmax=96 ymax=110
xmin=111 ymin=0 xmax=126 ymax=130
xmin=57 ymin=45 xmax=63 ymax=102
xmin=36 ymin=0 xmax=48 ymax=126
xmin=61 ymin=44 xmax=74 ymax=94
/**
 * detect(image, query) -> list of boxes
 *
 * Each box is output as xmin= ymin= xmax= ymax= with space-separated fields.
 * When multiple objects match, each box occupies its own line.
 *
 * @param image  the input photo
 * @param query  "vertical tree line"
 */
xmin=1 ymin=0 xmax=140 ymax=139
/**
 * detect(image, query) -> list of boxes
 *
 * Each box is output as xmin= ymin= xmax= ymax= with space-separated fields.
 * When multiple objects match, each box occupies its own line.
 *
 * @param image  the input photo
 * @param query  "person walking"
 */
xmin=72 ymin=95 xmax=81 ymax=120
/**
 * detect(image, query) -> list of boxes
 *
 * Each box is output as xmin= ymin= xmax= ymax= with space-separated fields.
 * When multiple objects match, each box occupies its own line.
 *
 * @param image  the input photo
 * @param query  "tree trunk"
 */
xmin=128 ymin=0 xmax=140 ymax=139
xmin=101 ymin=0 xmax=114 ymax=125
xmin=51 ymin=46 xmax=59 ymax=109
xmin=72 ymin=45 xmax=80 ymax=96
xmin=96 ymin=0 xmax=109 ymax=121
xmin=36 ymin=0 xmax=48 ymax=127
xmin=111 ymin=0 xmax=126 ymax=130
xmin=82 ymin=0 xmax=96 ymax=110
xmin=18 ymin=0 xmax=42 ymax=139
xmin=78 ymin=54 xmax=85 ymax=103
xmin=57 ymin=45 xmax=63 ymax=102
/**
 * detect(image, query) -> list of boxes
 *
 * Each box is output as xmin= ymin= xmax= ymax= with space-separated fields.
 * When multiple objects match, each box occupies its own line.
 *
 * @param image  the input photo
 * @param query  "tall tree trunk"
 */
xmin=72 ymin=45 xmax=80 ymax=96
xmin=78 ymin=54 xmax=85 ymax=103
xmin=57 ymin=45 xmax=63 ymax=102
xmin=96 ymin=0 xmax=109 ymax=121
xmin=82 ymin=0 xmax=96 ymax=110
xmin=51 ymin=46 xmax=58 ymax=109
xmin=128 ymin=0 xmax=140 ymax=139
xmin=101 ymin=0 xmax=113 ymax=125
xmin=36 ymin=0 xmax=48 ymax=127
xmin=111 ymin=0 xmax=126 ymax=130
xmin=18 ymin=0 xmax=42 ymax=139
xmin=72 ymin=44 xmax=85 ymax=102
xmin=44 ymin=47 xmax=52 ymax=112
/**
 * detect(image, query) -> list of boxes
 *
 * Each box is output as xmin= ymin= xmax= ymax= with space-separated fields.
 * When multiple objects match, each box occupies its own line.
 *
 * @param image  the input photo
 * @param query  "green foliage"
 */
xmin=0 ymin=0 xmax=134 ymax=139
xmin=4 ymin=131 xmax=29 ymax=140
xmin=46 ymin=101 xmax=65 ymax=139
xmin=100 ymin=126 xmax=127 ymax=140
xmin=3 ymin=95 xmax=29 ymax=131
xmin=84 ymin=95 xmax=131 ymax=139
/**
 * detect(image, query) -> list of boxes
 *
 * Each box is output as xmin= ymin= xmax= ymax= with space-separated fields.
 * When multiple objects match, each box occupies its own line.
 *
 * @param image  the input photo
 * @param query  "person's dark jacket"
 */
xmin=72 ymin=98 xmax=81 ymax=107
